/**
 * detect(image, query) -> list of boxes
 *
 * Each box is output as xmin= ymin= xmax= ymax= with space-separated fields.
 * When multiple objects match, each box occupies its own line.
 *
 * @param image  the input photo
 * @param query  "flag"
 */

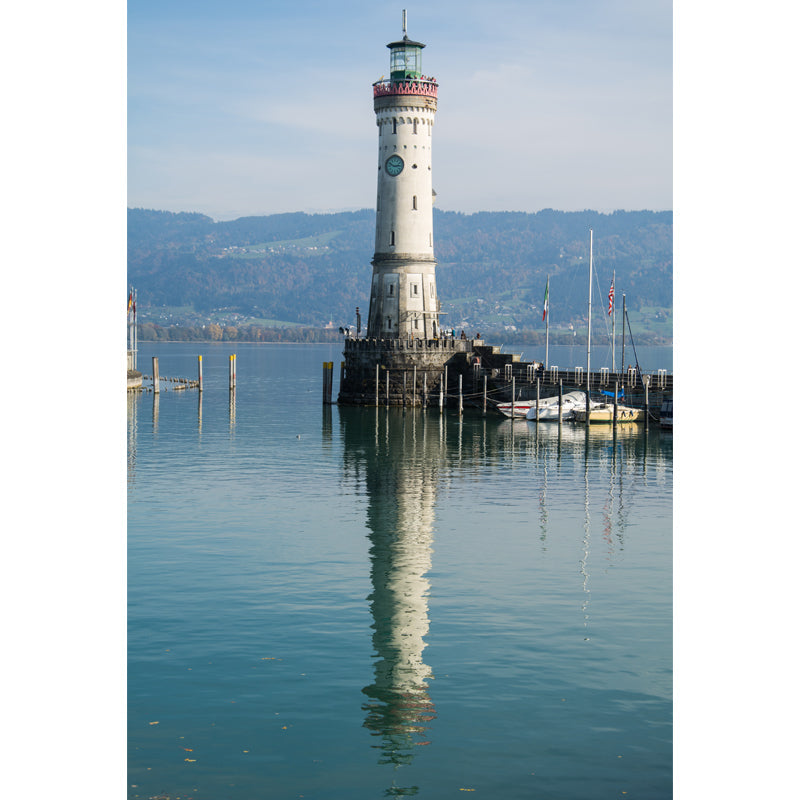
xmin=608 ymin=280 xmax=614 ymax=315
xmin=128 ymin=290 xmax=133 ymax=313
xmin=542 ymin=278 xmax=549 ymax=321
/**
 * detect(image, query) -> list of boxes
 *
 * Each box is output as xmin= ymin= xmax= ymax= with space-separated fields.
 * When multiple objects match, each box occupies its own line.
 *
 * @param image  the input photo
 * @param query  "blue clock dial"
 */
xmin=385 ymin=155 xmax=404 ymax=177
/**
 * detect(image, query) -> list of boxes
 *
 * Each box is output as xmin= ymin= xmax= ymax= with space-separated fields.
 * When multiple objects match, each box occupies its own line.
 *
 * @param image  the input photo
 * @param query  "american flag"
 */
xmin=608 ymin=281 xmax=614 ymax=315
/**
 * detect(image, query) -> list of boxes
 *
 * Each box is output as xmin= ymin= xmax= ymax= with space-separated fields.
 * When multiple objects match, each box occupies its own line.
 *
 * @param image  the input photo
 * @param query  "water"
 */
xmin=128 ymin=342 xmax=672 ymax=799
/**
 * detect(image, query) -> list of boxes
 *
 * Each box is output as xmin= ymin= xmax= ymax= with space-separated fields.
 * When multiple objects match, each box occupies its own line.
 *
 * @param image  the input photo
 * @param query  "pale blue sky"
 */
xmin=128 ymin=0 xmax=672 ymax=219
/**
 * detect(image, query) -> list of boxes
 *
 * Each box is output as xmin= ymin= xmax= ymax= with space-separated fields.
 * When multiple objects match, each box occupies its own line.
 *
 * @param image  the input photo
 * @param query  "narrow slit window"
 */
xmin=392 ymin=118 xmax=397 ymax=134
xmin=390 ymin=231 xmax=395 ymax=246
xmin=412 ymin=195 xmax=418 ymax=210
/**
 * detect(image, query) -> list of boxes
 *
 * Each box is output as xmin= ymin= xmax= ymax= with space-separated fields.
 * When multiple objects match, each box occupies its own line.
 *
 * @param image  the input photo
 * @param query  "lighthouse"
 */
xmin=338 ymin=15 xmax=481 ymax=407
xmin=367 ymin=14 xmax=440 ymax=340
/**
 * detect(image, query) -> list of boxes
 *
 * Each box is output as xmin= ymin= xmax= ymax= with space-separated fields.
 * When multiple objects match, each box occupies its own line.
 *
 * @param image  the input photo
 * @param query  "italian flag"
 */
xmin=542 ymin=278 xmax=549 ymax=321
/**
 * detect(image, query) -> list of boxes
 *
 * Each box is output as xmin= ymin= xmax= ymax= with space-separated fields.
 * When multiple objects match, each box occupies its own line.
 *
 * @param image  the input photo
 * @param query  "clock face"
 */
xmin=385 ymin=155 xmax=404 ymax=177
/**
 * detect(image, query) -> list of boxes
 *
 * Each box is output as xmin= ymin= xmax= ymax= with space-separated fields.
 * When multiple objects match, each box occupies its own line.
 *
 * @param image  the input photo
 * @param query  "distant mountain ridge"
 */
xmin=127 ymin=207 xmax=672 ymax=341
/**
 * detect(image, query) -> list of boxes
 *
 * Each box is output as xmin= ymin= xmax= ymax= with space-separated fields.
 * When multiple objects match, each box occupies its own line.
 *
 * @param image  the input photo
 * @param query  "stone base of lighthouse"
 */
xmin=338 ymin=337 xmax=478 ymax=407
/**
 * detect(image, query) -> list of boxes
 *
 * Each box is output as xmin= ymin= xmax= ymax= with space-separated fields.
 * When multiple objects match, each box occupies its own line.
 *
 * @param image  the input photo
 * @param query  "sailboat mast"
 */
xmin=587 ymin=230 xmax=592 ymax=381
xmin=621 ymin=293 xmax=626 ymax=373
xmin=586 ymin=229 xmax=593 ymax=424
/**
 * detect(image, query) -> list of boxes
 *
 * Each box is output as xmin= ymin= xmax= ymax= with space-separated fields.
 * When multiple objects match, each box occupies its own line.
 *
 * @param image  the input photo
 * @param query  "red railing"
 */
xmin=373 ymin=78 xmax=438 ymax=99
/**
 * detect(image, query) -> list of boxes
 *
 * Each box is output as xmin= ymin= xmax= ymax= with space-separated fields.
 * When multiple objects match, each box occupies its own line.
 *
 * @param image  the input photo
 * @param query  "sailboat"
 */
xmin=573 ymin=230 xmax=643 ymax=424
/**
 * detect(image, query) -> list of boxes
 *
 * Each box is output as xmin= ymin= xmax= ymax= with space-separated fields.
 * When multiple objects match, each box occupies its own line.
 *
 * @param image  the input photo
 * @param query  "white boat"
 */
xmin=494 ymin=399 xmax=537 ymax=418
xmin=573 ymin=403 xmax=645 ymax=424
xmin=524 ymin=391 xmax=591 ymax=421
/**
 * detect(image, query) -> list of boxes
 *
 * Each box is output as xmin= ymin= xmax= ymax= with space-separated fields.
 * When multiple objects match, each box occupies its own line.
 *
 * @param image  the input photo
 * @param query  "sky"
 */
xmin=127 ymin=0 xmax=673 ymax=219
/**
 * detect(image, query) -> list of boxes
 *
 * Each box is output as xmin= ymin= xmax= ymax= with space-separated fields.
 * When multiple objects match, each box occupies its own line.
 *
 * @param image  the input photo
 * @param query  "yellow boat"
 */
xmin=572 ymin=404 xmax=645 ymax=424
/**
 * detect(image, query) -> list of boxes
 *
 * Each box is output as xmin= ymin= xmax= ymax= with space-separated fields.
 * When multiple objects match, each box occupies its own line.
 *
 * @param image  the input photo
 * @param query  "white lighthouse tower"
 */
xmin=367 ymin=13 xmax=440 ymax=340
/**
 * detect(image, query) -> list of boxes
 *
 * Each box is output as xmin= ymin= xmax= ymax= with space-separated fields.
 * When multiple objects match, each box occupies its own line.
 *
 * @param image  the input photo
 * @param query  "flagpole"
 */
xmin=544 ymin=274 xmax=550 ymax=369
xmin=611 ymin=270 xmax=616 ymax=373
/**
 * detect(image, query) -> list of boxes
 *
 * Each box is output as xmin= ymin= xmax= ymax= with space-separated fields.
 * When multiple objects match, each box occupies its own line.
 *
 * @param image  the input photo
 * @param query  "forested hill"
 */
xmin=128 ymin=207 xmax=672 ymax=341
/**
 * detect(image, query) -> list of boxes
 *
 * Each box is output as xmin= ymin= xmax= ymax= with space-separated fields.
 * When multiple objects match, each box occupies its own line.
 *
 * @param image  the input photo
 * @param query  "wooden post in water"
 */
xmin=322 ymin=362 xmax=329 ymax=404
xmin=458 ymin=374 xmax=463 ymax=416
xmin=413 ymin=365 xmax=417 ymax=407
xmin=229 ymin=354 xmax=236 ymax=391
xmin=558 ymin=379 xmax=563 ymax=424
xmin=613 ymin=380 xmax=619 ymax=429
xmin=375 ymin=364 xmax=380 ymax=407
xmin=511 ymin=376 xmax=515 ymax=419
xmin=644 ymin=375 xmax=650 ymax=428
xmin=444 ymin=365 xmax=448 ymax=409
xmin=152 ymin=356 xmax=160 ymax=394
xmin=386 ymin=370 xmax=390 ymax=405
xmin=536 ymin=377 xmax=540 ymax=425
xmin=197 ymin=355 xmax=203 ymax=392
xmin=483 ymin=374 xmax=487 ymax=415
xmin=423 ymin=371 xmax=428 ymax=408
xmin=439 ymin=372 xmax=444 ymax=413
xmin=403 ymin=370 xmax=407 ymax=407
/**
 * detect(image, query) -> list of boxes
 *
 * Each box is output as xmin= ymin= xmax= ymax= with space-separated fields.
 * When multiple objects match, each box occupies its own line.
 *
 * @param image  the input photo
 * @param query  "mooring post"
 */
xmin=197 ymin=355 xmax=203 ymax=392
xmin=613 ymin=379 xmax=619 ymax=428
xmin=153 ymin=356 xmax=160 ymax=394
xmin=322 ymin=361 xmax=328 ymax=404
xmin=439 ymin=372 xmax=444 ymax=413
xmin=444 ymin=365 xmax=448 ymax=409
xmin=403 ymin=370 xmax=407 ymax=407
xmin=558 ymin=379 xmax=563 ymax=424
xmin=644 ymin=375 xmax=650 ymax=428
xmin=511 ymin=376 xmax=516 ymax=419
xmin=423 ymin=371 xmax=428 ymax=408
xmin=483 ymin=374 xmax=487 ymax=415
xmin=413 ymin=365 xmax=417 ymax=407
xmin=229 ymin=354 xmax=236 ymax=391
xmin=458 ymin=373 xmax=463 ymax=416
xmin=536 ymin=377 xmax=540 ymax=425
xmin=385 ymin=370 xmax=390 ymax=405
xmin=375 ymin=364 xmax=380 ymax=407
xmin=339 ymin=360 xmax=345 ymax=398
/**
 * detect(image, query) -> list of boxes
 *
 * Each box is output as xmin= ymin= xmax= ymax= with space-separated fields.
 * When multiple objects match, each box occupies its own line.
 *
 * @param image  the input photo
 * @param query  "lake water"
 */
xmin=128 ymin=342 xmax=672 ymax=799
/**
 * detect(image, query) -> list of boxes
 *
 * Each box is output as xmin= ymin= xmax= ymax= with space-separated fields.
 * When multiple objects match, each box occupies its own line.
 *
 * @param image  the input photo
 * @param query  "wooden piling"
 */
xmin=152 ymin=357 xmax=160 ymax=394
xmin=375 ymin=364 xmax=380 ymax=407
xmin=197 ymin=355 xmax=203 ymax=392
xmin=385 ymin=370 xmax=390 ymax=405
xmin=423 ymin=371 xmax=428 ymax=407
xmin=558 ymin=379 xmax=563 ymax=424
xmin=413 ymin=365 xmax=417 ymax=407
xmin=644 ymin=376 xmax=650 ymax=429
xmin=536 ymin=377 xmax=540 ymax=425
xmin=439 ymin=373 xmax=444 ymax=413
xmin=511 ymin=376 xmax=515 ymax=419
xmin=458 ymin=374 xmax=463 ymax=416
xmin=483 ymin=375 xmax=487 ymax=415
xmin=229 ymin=354 xmax=236 ymax=390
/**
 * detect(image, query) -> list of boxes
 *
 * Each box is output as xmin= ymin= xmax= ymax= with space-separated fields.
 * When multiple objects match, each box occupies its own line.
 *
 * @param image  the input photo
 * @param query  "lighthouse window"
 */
xmin=413 ymin=119 xmax=418 ymax=134
xmin=392 ymin=118 xmax=397 ymax=134
xmin=390 ymin=231 xmax=395 ymax=246
xmin=388 ymin=284 xmax=394 ymax=296
xmin=412 ymin=195 xmax=418 ymax=210
xmin=411 ymin=283 xmax=419 ymax=297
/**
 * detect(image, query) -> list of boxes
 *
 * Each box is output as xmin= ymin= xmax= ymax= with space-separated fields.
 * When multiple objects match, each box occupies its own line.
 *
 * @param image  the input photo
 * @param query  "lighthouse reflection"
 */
xmin=340 ymin=408 xmax=440 ymax=782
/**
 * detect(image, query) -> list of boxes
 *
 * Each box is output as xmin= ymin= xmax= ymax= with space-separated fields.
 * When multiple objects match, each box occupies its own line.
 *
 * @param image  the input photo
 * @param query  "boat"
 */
xmin=659 ymin=399 xmax=673 ymax=429
xmin=494 ymin=399 xmax=538 ymax=418
xmin=573 ymin=404 xmax=645 ymax=424
xmin=524 ymin=391 xmax=593 ymax=421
